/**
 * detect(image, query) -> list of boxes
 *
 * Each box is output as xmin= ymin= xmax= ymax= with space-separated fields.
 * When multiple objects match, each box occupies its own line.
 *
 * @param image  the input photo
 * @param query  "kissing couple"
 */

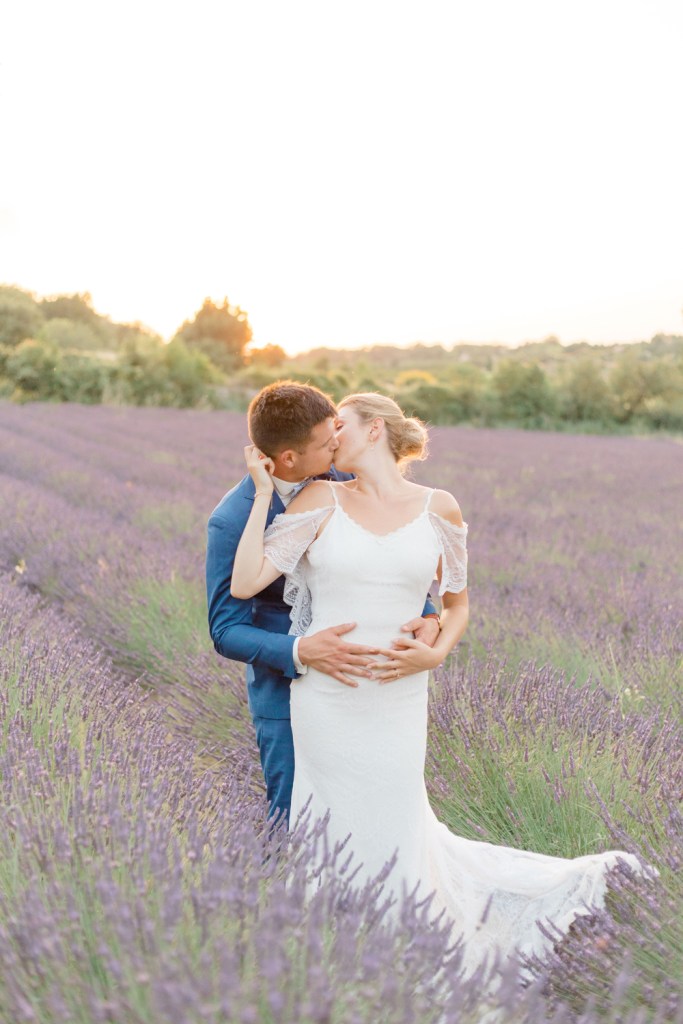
xmin=207 ymin=380 xmax=649 ymax=981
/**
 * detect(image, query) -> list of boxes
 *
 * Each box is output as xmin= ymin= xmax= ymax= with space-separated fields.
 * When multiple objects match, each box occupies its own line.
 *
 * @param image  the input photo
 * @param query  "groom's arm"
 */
xmin=207 ymin=511 xmax=298 ymax=679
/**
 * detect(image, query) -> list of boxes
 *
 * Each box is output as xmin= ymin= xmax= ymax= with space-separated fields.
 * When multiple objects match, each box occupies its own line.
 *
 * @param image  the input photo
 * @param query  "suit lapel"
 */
xmin=268 ymin=492 xmax=285 ymax=521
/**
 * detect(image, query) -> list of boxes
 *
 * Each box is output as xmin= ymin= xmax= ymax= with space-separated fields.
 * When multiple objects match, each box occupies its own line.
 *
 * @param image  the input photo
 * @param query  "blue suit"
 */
xmin=206 ymin=469 xmax=436 ymax=821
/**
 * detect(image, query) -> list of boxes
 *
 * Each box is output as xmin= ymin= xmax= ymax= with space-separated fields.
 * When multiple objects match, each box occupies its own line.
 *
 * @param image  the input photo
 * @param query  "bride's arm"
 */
xmin=429 ymin=585 xmax=469 ymax=663
xmin=231 ymin=448 xmax=334 ymax=599
xmin=231 ymin=446 xmax=281 ymax=599
xmin=426 ymin=488 xmax=469 ymax=661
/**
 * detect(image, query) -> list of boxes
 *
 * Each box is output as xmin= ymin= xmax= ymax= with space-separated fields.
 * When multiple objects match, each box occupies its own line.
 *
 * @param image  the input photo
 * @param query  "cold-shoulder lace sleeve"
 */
xmin=428 ymin=513 xmax=468 ymax=595
xmin=263 ymin=507 xmax=333 ymax=636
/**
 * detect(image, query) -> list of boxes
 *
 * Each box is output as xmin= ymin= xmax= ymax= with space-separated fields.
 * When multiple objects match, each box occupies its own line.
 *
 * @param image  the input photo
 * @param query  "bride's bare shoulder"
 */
xmin=428 ymin=488 xmax=465 ymax=527
xmin=286 ymin=480 xmax=335 ymax=514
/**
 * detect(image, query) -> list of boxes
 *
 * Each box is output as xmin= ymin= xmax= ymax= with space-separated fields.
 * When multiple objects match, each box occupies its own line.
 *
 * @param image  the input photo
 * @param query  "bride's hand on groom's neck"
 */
xmin=244 ymin=444 xmax=275 ymax=495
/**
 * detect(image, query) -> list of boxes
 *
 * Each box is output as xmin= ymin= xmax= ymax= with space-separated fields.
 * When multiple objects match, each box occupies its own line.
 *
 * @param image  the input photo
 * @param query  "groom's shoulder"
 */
xmin=208 ymin=474 xmax=252 ymax=526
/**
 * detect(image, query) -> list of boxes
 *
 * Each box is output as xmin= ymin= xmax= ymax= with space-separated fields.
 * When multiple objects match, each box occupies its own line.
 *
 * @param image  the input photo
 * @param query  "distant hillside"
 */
xmin=1 ymin=282 xmax=681 ymax=433
xmin=288 ymin=334 xmax=683 ymax=375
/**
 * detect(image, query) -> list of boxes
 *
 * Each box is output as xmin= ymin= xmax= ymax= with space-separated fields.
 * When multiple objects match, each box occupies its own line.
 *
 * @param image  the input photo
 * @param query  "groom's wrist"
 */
xmin=292 ymin=637 xmax=308 ymax=676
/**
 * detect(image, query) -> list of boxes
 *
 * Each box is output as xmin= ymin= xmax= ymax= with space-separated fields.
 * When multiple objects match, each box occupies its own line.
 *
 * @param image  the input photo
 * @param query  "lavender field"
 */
xmin=0 ymin=402 xmax=681 ymax=1023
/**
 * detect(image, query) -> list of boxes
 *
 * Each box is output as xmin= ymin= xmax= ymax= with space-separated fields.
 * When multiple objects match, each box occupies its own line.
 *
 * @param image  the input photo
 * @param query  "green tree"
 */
xmin=112 ymin=335 xmax=216 ymax=408
xmin=609 ymin=352 xmax=670 ymax=422
xmin=558 ymin=357 xmax=612 ymax=423
xmin=40 ymin=291 xmax=100 ymax=325
xmin=397 ymin=382 xmax=467 ymax=425
xmin=248 ymin=343 xmax=286 ymax=368
xmin=0 ymin=286 xmax=44 ymax=347
xmin=39 ymin=318 xmax=106 ymax=352
xmin=161 ymin=338 xmax=217 ymax=407
xmin=446 ymin=364 xmax=491 ymax=421
xmin=0 ymin=343 xmax=12 ymax=376
xmin=39 ymin=292 xmax=123 ymax=349
xmin=55 ymin=354 xmax=108 ymax=403
xmin=492 ymin=360 xmax=555 ymax=423
xmin=6 ymin=339 xmax=60 ymax=397
xmin=174 ymin=297 xmax=252 ymax=373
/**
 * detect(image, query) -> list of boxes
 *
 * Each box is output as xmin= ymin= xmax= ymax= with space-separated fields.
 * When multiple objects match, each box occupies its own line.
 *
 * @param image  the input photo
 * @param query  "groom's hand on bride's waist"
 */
xmin=401 ymin=615 xmax=441 ymax=647
xmin=297 ymin=623 xmax=379 ymax=688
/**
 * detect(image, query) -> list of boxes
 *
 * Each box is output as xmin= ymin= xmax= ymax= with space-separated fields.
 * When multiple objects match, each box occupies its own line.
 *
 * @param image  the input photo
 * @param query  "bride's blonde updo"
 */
xmin=338 ymin=393 xmax=429 ymax=469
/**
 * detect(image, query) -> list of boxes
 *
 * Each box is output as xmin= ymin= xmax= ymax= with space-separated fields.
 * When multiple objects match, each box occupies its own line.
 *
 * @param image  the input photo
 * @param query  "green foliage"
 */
xmin=493 ymin=360 xmax=556 ymax=423
xmin=558 ymin=357 xmax=612 ymax=422
xmin=0 ymin=343 xmax=12 ymax=375
xmin=6 ymin=339 xmax=60 ymax=398
xmin=399 ymin=382 xmax=468 ymax=424
xmin=174 ymin=297 xmax=252 ymax=372
xmin=641 ymin=394 xmax=683 ymax=431
xmin=40 ymin=291 xmax=100 ymax=324
xmin=3 ymin=280 xmax=683 ymax=431
xmin=109 ymin=335 xmax=217 ymax=408
xmin=55 ymin=354 xmax=108 ymax=404
xmin=38 ymin=293 xmax=160 ymax=353
xmin=609 ymin=351 xmax=677 ymax=423
xmin=39 ymin=317 xmax=107 ymax=352
xmin=248 ymin=343 xmax=287 ymax=367
xmin=444 ymin=364 xmax=493 ymax=422
xmin=0 ymin=286 xmax=44 ymax=347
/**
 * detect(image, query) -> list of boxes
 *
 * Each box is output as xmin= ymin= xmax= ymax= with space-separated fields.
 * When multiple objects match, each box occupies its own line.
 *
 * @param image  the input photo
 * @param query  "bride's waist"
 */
xmin=305 ymin=616 xmax=418 ymax=648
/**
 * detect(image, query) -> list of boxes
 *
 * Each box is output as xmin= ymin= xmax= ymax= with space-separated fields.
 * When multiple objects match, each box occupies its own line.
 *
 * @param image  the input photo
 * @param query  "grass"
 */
xmin=427 ymin=664 xmax=674 ymax=859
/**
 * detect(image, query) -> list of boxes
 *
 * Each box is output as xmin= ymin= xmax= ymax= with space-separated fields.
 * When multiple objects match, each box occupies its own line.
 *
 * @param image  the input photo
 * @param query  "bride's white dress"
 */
xmin=263 ymin=483 xmax=647 ymax=979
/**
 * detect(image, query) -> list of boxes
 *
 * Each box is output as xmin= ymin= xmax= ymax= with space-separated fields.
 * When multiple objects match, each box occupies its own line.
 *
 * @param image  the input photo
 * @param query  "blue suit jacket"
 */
xmin=206 ymin=470 xmax=436 ymax=720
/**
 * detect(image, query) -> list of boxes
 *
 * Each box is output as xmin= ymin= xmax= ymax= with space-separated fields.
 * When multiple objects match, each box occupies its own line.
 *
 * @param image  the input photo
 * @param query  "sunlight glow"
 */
xmin=1 ymin=0 xmax=681 ymax=354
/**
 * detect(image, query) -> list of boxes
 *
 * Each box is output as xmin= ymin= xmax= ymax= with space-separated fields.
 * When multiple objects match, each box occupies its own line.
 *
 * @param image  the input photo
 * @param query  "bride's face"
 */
xmin=333 ymin=407 xmax=368 ymax=471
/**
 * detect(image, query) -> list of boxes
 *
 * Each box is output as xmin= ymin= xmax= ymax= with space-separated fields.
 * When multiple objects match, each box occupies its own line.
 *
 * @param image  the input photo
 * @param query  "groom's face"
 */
xmin=276 ymin=416 xmax=339 ymax=480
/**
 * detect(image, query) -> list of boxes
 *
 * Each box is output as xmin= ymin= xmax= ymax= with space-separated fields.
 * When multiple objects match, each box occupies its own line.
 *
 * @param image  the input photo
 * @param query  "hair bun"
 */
xmin=393 ymin=415 xmax=428 ymax=464
xmin=338 ymin=393 xmax=428 ymax=469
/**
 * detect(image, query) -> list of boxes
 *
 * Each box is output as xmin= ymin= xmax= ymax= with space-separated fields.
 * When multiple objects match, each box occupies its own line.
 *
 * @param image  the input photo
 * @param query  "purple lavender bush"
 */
xmin=1 ymin=403 xmax=681 ymax=1021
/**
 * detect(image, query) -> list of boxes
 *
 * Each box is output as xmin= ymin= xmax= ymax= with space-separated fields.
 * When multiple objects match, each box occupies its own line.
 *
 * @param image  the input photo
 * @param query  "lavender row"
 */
xmin=1 ymin=578 xmax=679 ymax=1022
xmin=1 ymin=403 xmax=681 ymax=1019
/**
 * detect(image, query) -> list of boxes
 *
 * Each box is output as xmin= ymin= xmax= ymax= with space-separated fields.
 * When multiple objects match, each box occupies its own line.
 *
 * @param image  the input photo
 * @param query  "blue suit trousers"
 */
xmin=253 ymin=717 xmax=295 ymax=824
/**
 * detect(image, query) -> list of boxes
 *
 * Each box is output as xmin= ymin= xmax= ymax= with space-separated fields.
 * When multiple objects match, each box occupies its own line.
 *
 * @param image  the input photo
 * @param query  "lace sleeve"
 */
xmin=263 ymin=506 xmax=333 ymax=635
xmin=427 ymin=512 xmax=468 ymax=595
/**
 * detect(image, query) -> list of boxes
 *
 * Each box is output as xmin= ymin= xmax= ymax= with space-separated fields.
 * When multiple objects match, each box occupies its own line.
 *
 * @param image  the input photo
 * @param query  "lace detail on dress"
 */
xmin=264 ymin=507 xmax=334 ymax=635
xmin=427 ymin=512 xmax=468 ymax=595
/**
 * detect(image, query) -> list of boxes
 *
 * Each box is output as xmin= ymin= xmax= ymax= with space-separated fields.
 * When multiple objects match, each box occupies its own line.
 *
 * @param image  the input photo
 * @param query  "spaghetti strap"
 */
xmin=423 ymin=487 xmax=436 ymax=512
xmin=328 ymin=480 xmax=339 ymax=506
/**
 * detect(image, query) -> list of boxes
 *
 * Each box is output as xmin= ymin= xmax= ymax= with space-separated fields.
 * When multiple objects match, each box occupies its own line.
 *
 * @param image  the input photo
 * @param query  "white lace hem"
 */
xmin=263 ymin=507 xmax=334 ymax=636
xmin=428 ymin=512 xmax=468 ymax=595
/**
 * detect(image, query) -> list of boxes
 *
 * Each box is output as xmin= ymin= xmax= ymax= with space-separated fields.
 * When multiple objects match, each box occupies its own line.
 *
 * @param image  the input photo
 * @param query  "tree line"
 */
xmin=1 ymin=284 xmax=682 ymax=433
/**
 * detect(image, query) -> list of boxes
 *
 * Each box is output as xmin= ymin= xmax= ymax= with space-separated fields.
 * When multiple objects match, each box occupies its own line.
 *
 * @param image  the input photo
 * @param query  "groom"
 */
xmin=206 ymin=381 xmax=439 ymax=823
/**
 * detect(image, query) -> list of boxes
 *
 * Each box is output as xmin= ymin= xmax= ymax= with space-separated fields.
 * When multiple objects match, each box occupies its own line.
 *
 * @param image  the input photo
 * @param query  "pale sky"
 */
xmin=1 ymin=0 xmax=682 ymax=355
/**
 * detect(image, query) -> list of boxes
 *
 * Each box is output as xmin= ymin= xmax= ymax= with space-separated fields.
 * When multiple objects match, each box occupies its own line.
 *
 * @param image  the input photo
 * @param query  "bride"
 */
xmin=232 ymin=391 xmax=647 ymax=979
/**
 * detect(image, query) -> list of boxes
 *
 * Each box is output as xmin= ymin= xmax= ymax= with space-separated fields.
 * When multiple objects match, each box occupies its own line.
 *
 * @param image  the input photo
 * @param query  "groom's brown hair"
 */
xmin=248 ymin=380 xmax=337 ymax=457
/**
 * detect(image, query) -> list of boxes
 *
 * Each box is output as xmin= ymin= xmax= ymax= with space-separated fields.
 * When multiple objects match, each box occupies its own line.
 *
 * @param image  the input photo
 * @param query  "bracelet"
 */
xmin=253 ymin=490 xmax=272 ymax=498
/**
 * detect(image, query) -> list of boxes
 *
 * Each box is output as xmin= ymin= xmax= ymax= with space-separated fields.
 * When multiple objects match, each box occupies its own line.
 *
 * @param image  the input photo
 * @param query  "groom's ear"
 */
xmin=274 ymin=448 xmax=296 ymax=471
